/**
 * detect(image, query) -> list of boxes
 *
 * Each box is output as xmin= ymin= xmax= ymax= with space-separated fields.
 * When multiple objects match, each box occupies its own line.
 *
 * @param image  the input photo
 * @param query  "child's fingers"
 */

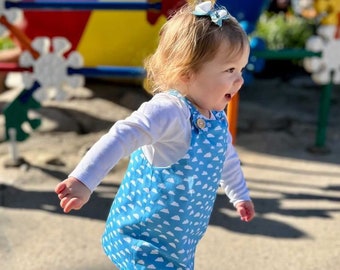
xmin=241 ymin=215 xmax=250 ymax=222
xmin=56 ymin=184 xmax=71 ymax=200
xmin=58 ymin=192 xmax=66 ymax=200
xmin=247 ymin=208 xmax=255 ymax=221
xmin=238 ymin=207 xmax=247 ymax=219
xmin=236 ymin=201 xmax=255 ymax=222
xmin=243 ymin=208 xmax=255 ymax=222
xmin=55 ymin=182 xmax=66 ymax=194
xmin=57 ymin=187 xmax=70 ymax=200
xmin=60 ymin=196 xmax=70 ymax=210
xmin=63 ymin=197 xmax=83 ymax=213
xmin=238 ymin=207 xmax=252 ymax=222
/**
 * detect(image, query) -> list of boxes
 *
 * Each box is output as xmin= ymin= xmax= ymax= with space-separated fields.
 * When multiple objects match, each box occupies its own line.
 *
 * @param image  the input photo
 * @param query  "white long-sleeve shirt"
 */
xmin=70 ymin=92 xmax=250 ymax=206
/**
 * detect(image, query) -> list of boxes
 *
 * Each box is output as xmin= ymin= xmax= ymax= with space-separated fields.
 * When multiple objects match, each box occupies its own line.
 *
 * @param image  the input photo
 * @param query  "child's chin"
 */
xmin=214 ymin=105 xmax=228 ymax=112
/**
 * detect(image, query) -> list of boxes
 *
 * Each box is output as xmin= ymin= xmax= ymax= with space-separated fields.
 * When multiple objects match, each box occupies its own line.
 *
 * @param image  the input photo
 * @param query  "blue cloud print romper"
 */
xmin=102 ymin=91 xmax=228 ymax=269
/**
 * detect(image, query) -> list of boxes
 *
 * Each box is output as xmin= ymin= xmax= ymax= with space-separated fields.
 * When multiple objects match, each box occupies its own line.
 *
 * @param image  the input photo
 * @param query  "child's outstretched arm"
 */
xmin=220 ymin=128 xmax=255 ymax=221
xmin=235 ymin=200 xmax=255 ymax=222
xmin=55 ymin=177 xmax=91 ymax=213
xmin=55 ymin=95 xmax=188 ymax=213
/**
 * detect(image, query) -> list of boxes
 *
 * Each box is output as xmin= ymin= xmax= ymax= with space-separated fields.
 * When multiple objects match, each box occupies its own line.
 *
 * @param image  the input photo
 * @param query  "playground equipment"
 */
xmin=249 ymin=0 xmax=340 ymax=153
xmin=17 ymin=0 xmax=185 ymax=67
xmin=0 ymin=0 xmax=183 ymax=166
xmin=302 ymin=0 xmax=340 ymax=152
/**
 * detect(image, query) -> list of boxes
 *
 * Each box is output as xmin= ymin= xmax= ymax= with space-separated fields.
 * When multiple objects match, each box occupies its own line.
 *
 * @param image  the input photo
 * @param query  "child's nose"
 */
xmin=235 ymin=73 xmax=244 ymax=86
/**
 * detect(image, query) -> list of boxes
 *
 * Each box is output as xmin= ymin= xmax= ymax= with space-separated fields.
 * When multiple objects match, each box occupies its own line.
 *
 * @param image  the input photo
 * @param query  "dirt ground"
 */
xmin=0 ymin=73 xmax=339 ymax=270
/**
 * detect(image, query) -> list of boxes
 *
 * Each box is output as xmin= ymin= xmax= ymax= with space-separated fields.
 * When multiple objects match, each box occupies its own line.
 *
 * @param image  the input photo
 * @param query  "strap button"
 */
xmin=196 ymin=118 xmax=206 ymax=129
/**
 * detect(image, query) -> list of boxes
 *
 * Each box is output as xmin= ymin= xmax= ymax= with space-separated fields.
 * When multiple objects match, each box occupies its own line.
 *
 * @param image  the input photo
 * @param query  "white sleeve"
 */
xmin=69 ymin=93 xmax=191 ymax=192
xmin=220 ymin=130 xmax=251 ymax=206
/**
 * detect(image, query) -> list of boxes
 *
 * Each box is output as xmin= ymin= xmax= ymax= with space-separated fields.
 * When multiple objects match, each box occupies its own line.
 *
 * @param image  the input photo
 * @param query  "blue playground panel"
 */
xmin=218 ymin=0 xmax=270 ymax=33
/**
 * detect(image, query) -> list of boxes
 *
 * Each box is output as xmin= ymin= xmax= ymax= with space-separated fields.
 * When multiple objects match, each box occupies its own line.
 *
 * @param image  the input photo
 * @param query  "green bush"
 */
xmin=0 ymin=37 xmax=15 ymax=50
xmin=252 ymin=11 xmax=315 ymax=50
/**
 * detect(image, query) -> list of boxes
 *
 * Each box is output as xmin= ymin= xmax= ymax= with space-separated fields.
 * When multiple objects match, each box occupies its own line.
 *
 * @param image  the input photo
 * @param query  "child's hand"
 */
xmin=235 ymin=200 xmax=255 ymax=222
xmin=55 ymin=177 xmax=91 ymax=213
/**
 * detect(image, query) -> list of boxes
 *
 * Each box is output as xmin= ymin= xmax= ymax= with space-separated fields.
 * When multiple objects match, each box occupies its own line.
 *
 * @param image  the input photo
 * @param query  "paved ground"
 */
xmin=0 ymin=76 xmax=339 ymax=270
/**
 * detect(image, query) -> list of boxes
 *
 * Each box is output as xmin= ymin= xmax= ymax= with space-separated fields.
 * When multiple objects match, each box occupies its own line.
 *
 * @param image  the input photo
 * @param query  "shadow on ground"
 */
xmin=1 ymin=177 xmax=339 ymax=239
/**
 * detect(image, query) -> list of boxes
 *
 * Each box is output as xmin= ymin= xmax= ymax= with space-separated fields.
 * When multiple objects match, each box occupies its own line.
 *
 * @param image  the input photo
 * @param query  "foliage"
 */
xmin=0 ymin=37 xmax=15 ymax=50
xmin=252 ymin=11 xmax=315 ymax=50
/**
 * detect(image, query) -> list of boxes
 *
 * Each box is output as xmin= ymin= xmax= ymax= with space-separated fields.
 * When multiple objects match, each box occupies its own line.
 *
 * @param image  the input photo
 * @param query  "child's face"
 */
xmin=186 ymin=42 xmax=249 ymax=117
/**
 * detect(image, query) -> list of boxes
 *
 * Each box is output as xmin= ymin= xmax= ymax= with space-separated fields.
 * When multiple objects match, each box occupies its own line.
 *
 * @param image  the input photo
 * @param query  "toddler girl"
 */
xmin=55 ymin=1 xmax=255 ymax=269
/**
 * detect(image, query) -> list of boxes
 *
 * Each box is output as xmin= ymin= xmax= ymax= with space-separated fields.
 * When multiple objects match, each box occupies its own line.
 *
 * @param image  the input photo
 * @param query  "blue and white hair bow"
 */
xmin=192 ymin=1 xmax=231 ymax=27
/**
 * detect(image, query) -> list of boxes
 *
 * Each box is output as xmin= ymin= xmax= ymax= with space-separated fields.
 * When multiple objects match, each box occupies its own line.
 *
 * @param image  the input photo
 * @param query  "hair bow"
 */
xmin=192 ymin=1 xmax=231 ymax=27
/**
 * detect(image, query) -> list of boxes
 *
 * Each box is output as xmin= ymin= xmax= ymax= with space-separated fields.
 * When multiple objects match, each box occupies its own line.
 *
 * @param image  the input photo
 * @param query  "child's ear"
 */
xmin=180 ymin=70 xmax=193 ymax=83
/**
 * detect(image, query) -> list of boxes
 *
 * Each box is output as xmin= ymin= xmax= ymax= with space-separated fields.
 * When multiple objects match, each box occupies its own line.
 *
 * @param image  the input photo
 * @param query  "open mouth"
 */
xmin=225 ymin=93 xmax=232 ymax=99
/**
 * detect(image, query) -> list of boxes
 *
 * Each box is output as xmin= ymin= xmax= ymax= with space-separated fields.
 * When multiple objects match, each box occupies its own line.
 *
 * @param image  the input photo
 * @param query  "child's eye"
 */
xmin=226 ymin=68 xmax=235 ymax=73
